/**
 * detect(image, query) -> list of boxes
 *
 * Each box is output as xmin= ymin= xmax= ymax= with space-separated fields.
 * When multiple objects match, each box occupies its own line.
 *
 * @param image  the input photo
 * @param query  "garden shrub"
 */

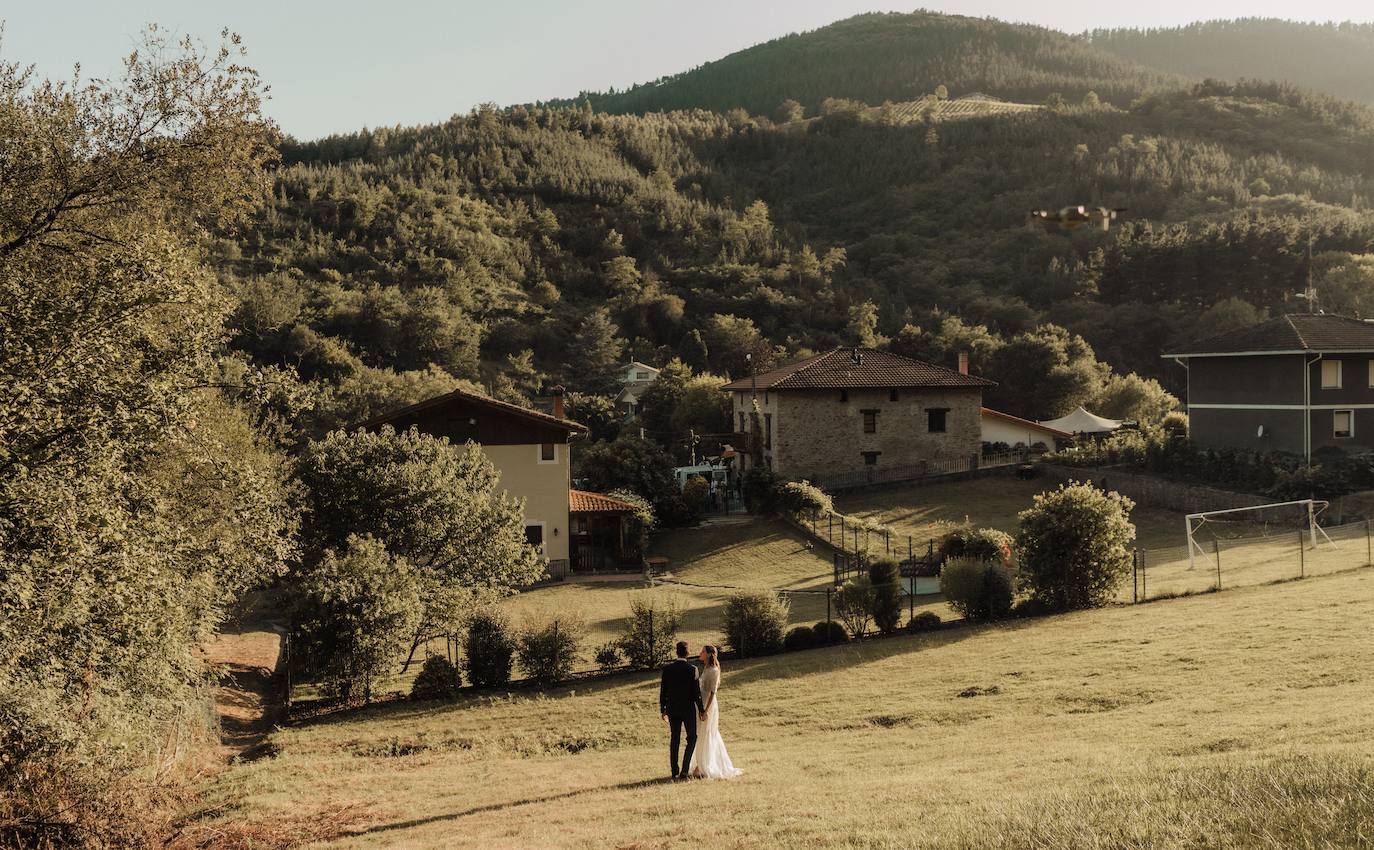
xmin=939 ymin=524 xmax=1013 ymax=565
xmin=409 ymin=655 xmax=462 ymax=700
xmin=1011 ymin=597 xmax=1054 ymax=619
xmin=868 ymin=557 xmax=903 ymax=635
xmin=617 ymin=592 xmax=684 ymax=669
xmin=594 ymin=642 xmax=623 ymax=672
xmin=942 ymin=557 xmax=1014 ymax=621
xmin=516 ymin=615 xmax=585 ymax=686
xmin=681 ymin=475 xmax=710 ymax=519
xmin=907 ymin=611 xmax=942 ymax=633
xmin=465 ymin=609 xmax=516 ymax=689
xmin=783 ymin=625 xmax=818 ymax=651
xmin=742 ymin=466 xmax=778 ymax=513
xmin=812 ymin=620 xmax=849 ymax=643
xmin=775 ymin=480 xmax=834 ymax=517
xmin=1015 ymin=482 xmax=1135 ymax=611
xmin=834 ymin=576 xmax=876 ymax=638
xmin=722 ymin=590 xmax=789 ymax=657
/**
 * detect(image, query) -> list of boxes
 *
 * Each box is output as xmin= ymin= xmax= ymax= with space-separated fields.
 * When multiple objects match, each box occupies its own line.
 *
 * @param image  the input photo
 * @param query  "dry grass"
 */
xmin=205 ymin=566 xmax=1374 ymax=848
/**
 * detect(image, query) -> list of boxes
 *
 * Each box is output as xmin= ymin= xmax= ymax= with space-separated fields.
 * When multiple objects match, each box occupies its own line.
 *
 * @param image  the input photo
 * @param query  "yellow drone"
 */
xmin=1030 ymin=205 xmax=1126 ymax=232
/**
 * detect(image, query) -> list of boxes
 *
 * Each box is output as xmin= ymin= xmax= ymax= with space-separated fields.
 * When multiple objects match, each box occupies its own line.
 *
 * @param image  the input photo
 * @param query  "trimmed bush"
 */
xmin=783 ymin=625 xmax=818 ymax=651
xmin=1015 ymin=482 xmax=1136 ymax=611
xmin=1012 ymin=597 xmax=1054 ymax=619
xmin=834 ymin=576 xmax=876 ymax=639
xmin=593 ymin=642 xmax=623 ymax=672
xmin=409 ymin=655 xmax=462 ymax=700
xmin=939 ymin=524 xmax=1014 ymax=566
xmin=681 ymin=475 xmax=709 ymax=519
xmin=617 ymin=592 xmax=684 ymax=669
xmin=722 ymin=590 xmax=789 ymax=657
xmin=516 ymin=616 xmax=585 ymax=686
xmin=465 ymin=609 xmax=516 ymax=689
xmin=906 ymin=611 xmax=942 ymax=633
xmin=812 ymin=620 xmax=849 ymax=644
xmin=868 ymin=557 xmax=903 ymax=635
xmin=942 ymin=557 xmax=1014 ymax=622
xmin=742 ymin=466 xmax=778 ymax=513
xmin=775 ymin=480 xmax=834 ymax=516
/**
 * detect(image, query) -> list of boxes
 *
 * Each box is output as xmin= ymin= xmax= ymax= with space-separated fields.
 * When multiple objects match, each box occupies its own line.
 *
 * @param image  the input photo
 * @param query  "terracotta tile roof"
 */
xmin=1166 ymin=314 xmax=1374 ymax=356
xmin=980 ymin=407 xmax=1072 ymax=439
xmin=361 ymin=387 xmax=588 ymax=433
xmin=721 ymin=347 xmax=994 ymax=391
xmin=569 ymin=489 xmax=640 ymax=514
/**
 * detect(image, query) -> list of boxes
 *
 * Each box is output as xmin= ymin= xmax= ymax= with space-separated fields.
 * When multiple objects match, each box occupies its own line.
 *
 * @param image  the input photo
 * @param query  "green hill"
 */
xmin=549 ymin=11 xmax=1179 ymax=118
xmin=1087 ymin=19 xmax=1374 ymax=105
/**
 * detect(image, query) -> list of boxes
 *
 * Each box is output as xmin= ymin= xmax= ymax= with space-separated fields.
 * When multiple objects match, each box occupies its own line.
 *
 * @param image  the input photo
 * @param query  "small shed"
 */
xmin=569 ymin=490 xmax=645 ymax=573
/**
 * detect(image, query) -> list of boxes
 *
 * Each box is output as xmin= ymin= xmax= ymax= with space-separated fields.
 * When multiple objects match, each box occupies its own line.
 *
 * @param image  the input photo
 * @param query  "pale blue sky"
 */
xmin=5 ymin=1 xmax=1371 ymax=139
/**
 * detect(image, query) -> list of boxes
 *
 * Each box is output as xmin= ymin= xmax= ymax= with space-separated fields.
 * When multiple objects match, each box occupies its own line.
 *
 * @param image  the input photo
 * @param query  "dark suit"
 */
xmin=659 ymin=658 xmax=704 ymax=777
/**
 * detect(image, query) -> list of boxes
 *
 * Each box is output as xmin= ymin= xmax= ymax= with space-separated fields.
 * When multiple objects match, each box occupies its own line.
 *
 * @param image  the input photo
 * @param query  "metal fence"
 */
xmin=811 ymin=450 xmax=1026 ymax=492
xmin=1128 ymin=519 xmax=1374 ymax=603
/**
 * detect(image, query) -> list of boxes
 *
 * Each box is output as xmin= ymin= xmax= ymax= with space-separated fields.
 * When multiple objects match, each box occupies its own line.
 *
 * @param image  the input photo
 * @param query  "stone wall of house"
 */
xmin=769 ymin=387 xmax=983 ymax=481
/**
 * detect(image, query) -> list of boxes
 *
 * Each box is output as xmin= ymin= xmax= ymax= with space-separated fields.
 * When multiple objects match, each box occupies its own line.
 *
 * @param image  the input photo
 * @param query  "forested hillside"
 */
xmin=225 ymin=71 xmax=1374 ymax=437
xmin=546 ymin=11 xmax=1179 ymax=118
xmin=1088 ymin=20 xmax=1374 ymax=105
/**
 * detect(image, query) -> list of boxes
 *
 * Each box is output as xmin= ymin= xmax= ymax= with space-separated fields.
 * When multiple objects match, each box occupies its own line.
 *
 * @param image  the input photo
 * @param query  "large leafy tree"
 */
xmin=296 ymin=426 xmax=545 ymax=642
xmin=0 ymin=29 xmax=290 ymax=834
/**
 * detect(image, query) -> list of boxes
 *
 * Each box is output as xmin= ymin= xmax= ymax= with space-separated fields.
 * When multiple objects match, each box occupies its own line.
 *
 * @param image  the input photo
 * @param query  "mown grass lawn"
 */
xmin=207 ymin=568 xmax=1374 ymax=849
xmin=832 ymin=473 xmax=1199 ymax=551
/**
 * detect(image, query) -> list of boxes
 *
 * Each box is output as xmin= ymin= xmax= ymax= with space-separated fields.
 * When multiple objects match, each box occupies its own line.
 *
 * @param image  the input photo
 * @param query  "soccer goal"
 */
xmin=1185 ymin=499 xmax=1336 ymax=571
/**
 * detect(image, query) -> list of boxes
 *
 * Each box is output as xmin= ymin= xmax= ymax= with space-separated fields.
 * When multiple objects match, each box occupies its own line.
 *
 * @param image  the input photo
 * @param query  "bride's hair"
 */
xmin=702 ymin=644 xmax=719 ymax=668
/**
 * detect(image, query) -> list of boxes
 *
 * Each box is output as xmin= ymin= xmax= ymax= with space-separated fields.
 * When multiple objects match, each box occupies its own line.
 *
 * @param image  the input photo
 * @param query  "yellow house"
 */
xmin=364 ymin=388 xmax=587 ymax=577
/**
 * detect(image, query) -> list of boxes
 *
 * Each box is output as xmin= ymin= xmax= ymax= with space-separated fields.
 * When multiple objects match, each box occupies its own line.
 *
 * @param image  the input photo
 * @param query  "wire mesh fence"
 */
xmin=1127 ymin=519 xmax=1374 ymax=603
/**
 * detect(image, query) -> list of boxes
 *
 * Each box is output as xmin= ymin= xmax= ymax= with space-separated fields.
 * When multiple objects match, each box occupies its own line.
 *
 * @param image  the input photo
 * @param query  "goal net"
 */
xmin=1185 ymin=499 xmax=1335 ymax=571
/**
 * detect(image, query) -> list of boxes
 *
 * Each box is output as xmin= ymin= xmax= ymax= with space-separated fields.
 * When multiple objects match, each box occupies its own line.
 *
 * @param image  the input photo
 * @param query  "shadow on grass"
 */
xmin=347 ymin=776 xmax=677 ymax=836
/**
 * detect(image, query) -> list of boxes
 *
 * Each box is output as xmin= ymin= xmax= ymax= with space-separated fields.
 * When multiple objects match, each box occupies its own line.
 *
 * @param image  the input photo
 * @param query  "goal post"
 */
xmin=1184 ymin=499 xmax=1335 ymax=571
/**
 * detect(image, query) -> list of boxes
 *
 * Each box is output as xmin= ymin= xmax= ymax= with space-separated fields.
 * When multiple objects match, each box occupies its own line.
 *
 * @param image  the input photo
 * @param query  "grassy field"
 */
xmin=203 ymin=567 xmax=1374 ymax=848
xmin=832 ymin=474 xmax=1201 ymax=551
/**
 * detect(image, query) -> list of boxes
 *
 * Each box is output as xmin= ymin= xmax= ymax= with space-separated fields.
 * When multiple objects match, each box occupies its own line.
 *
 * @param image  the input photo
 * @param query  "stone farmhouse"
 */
xmin=721 ymin=347 xmax=993 ymax=484
xmin=1164 ymin=313 xmax=1374 ymax=460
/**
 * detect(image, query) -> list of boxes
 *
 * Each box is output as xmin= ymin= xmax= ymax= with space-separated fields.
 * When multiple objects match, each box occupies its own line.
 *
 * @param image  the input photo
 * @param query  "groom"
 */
xmin=659 ymin=640 xmax=705 ymax=780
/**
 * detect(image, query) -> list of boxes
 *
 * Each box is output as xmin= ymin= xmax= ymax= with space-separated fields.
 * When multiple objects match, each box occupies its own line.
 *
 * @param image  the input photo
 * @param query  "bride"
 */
xmin=689 ymin=645 xmax=743 ymax=780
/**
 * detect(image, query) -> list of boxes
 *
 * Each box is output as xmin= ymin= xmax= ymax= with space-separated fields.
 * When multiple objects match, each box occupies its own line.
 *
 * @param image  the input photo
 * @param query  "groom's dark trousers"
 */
xmin=660 ymin=658 xmax=705 ymax=777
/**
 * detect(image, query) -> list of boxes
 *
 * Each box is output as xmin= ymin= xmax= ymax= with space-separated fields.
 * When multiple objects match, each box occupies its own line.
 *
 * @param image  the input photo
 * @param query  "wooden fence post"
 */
xmin=1132 ymin=549 xmax=1138 ymax=604
xmin=1214 ymin=539 xmax=1221 ymax=590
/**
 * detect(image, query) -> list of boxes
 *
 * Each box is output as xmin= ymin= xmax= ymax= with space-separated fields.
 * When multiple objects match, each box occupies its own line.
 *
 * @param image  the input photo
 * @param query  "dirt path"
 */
xmin=201 ymin=590 xmax=288 ymax=760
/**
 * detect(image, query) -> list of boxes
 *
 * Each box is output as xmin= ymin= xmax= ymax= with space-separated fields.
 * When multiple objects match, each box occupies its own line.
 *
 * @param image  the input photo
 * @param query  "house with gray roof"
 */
xmin=1164 ymin=314 xmax=1374 ymax=460
xmin=721 ymin=347 xmax=993 ymax=485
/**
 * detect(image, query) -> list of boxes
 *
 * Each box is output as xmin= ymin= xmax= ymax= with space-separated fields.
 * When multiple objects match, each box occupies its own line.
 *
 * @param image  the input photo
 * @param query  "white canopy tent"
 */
xmin=1039 ymin=406 xmax=1122 ymax=434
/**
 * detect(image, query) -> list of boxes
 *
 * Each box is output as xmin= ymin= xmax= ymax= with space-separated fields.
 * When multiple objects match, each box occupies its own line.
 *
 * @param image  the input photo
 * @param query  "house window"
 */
xmin=634 ymin=370 xmax=651 ymax=381
xmin=1322 ymin=359 xmax=1342 ymax=389
xmin=889 ymin=388 xmax=899 ymax=402
xmin=764 ymin=413 xmax=773 ymax=449
xmin=839 ymin=389 xmax=849 ymax=403
xmin=1367 ymin=359 xmax=1374 ymax=388
xmin=927 ymin=408 xmax=948 ymax=433
xmin=538 ymin=442 xmax=558 ymax=463
xmin=862 ymin=410 xmax=878 ymax=434
xmin=1334 ymin=410 xmax=1354 ymax=439
xmin=524 ymin=523 xmax=546 ymax=554
xmin=862 ymin=451 xmax=880 ymax=466
xmin=738 ymin=412 xmax=747 ymax=433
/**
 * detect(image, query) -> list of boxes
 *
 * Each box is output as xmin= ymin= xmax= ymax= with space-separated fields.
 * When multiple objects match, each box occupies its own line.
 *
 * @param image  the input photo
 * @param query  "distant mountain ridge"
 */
xmin=546 ymin=11 xmax=1179 ymax=118
xmin=1086 ymin=19 xmax=1374 ymax=106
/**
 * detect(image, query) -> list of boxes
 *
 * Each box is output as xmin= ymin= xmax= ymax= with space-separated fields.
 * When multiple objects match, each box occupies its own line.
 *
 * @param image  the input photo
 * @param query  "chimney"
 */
xmin=957 ymin=352 xmax=969 ymax=375
xmin=551 ymin=385 xmax=566 ymax=419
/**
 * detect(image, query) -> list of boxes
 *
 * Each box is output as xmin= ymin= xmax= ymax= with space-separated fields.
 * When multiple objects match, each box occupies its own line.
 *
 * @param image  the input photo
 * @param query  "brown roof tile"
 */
xmin=721 ymin=347 xmax=994 ymax=391
xmin=569 ymin=489 xmax=640 ymax=513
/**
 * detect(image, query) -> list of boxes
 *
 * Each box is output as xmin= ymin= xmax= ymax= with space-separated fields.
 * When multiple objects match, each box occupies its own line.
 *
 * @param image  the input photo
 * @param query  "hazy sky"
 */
xmin=5 ymin=1 xmax=1372 ymax=139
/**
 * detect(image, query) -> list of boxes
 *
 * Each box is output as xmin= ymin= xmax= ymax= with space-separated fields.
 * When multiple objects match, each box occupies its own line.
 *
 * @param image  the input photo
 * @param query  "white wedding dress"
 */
xmin=689 ymin=667 xmax=743 ymax=779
